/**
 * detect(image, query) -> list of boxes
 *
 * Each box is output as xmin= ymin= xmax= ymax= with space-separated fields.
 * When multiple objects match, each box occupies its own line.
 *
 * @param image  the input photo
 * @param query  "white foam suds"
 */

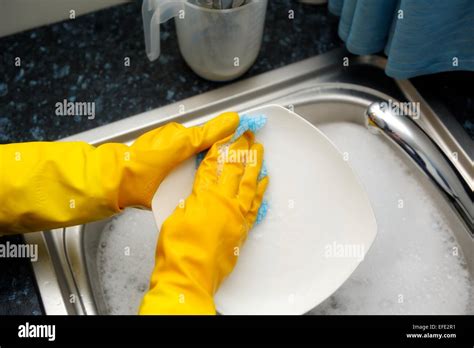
xmin=97 ymin=209 xmax=158 ymax=315
xmin=309 ymin=122 xmax=473 ymax=315
xmin=97 ymin=122 xmax=473 ymax=315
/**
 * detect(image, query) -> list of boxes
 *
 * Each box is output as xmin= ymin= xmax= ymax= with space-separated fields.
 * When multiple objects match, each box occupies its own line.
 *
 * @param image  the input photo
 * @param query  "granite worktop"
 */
xmin=0 ymin=1 xmax=472 ymax=315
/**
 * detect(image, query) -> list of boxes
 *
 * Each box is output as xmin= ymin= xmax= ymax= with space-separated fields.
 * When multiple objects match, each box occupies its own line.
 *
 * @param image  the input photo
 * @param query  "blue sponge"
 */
xmin=196 ymin=113 xmax=269 ymax=224
xmin=235 ymin=114 xmax=269 ymax=225
xmin=255 ymin=199 xmax=268 ymax=225
xmin=231 ymin=114 xmax=267 ymax=142
xmin=258 ymin=159 xmax=268 ymax=182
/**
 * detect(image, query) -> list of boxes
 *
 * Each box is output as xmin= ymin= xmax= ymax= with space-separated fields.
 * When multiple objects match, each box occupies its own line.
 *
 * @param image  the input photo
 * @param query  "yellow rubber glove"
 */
xmin=139 ymin=131 xmax=269 ymax=315
xmin=0 ymin=113 xmax=239 ymax=234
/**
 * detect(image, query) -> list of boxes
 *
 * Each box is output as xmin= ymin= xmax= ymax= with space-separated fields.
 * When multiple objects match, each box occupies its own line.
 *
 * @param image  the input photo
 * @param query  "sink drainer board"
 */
xmin=25 ymin=48 xmax=474 ymax=315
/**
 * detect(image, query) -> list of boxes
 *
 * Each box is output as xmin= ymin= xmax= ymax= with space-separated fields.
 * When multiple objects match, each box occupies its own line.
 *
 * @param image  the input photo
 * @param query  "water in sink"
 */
xmin=310 ymin=122 xmax=473 ymax=315
xmin=96 ymin=122 xmax=473 ymax=315
xmin=97 ymin=209 xmax=157 ymax=315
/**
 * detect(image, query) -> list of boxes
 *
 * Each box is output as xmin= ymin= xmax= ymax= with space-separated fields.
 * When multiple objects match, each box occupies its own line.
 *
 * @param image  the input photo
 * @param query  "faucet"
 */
xmin=366 ymin=102 xmax=474 ymax=236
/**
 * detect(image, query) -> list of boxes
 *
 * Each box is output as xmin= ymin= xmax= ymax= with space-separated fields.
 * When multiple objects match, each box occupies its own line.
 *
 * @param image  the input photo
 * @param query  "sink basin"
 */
xmin=25 ymin=48 xmax=473 ymax=315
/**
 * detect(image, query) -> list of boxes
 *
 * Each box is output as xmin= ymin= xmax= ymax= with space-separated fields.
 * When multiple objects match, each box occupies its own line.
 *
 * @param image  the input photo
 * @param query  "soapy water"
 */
xmin=97 ymin=122 xmax=473 ymax=315
xmin=97 ymin=209 xmax=157 ymax=315
xmin=309 ymin=122 xmax=473 ymax=315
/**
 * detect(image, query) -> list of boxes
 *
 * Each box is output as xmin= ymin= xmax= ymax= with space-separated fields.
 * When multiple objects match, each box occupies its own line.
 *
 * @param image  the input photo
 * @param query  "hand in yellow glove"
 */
xmin=0 ymin=113 xmax=239 ymax=234
xmin=139 ymin=131 xmax=269 ymax=315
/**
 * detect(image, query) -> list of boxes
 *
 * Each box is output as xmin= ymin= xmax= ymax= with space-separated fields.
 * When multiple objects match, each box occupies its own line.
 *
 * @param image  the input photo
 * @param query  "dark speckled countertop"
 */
xmin=0 ymin=1 xmax=341 ymax=143
xmin=0 ymin=1 xmax=472 ymax=315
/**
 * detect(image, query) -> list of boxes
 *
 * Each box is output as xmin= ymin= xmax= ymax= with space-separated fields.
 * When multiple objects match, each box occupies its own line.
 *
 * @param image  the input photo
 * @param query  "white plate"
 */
xmin=152 ymin=105 xmax=377 ymax=314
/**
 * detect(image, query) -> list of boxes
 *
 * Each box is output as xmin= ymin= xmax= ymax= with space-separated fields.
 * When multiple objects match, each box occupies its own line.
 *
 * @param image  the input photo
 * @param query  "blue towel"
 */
xmin=329 ymin=0 xmax=474 ymax=78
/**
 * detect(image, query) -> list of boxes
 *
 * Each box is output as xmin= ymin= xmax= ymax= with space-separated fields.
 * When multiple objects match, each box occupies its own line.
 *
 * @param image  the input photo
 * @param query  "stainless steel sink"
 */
xmin=25 ymin=48 xmax=473 ymax=315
